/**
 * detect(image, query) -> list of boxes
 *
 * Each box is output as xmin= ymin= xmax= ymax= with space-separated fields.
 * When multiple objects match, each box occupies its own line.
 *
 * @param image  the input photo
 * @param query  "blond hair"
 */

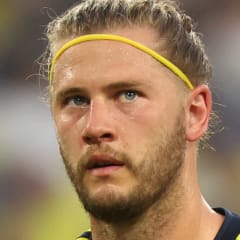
xmin=44 ymin=0 xmax=212 ymax=86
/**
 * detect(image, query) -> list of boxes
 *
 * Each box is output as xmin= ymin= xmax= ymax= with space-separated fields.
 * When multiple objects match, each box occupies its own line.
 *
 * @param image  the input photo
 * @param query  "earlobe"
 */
xmin=185 ymin=85 xmax=212 ymax=142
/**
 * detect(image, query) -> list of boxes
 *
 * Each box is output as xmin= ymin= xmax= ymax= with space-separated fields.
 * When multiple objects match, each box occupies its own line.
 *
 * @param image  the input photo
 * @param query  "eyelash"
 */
xmin=64 ymin=95 xmax=89 ymax=107
xmin=62 ymin=89 xmax=141 ymax=107
xmin=118 ymin=90 xmax=139 ymax=102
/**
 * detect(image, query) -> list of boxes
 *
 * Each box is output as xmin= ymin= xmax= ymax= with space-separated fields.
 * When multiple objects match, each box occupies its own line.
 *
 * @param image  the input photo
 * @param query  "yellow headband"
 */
xmin=49 ymin=34 xmax=194 ymax=90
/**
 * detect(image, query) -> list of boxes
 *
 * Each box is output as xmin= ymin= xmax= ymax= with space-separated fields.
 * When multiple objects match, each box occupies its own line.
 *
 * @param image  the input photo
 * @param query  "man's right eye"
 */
xmin=66 ymin=96 xmax=90 ymax=107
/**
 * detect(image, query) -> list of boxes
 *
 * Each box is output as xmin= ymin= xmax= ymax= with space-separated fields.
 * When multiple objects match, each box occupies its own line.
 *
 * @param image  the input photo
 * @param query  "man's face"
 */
xmin=51 ymin=26 xmax=187 ymax=223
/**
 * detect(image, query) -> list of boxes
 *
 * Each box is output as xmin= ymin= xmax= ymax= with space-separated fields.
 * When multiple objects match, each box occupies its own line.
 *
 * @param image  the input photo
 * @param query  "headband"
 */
xmin=49 ymin=34 xmax=194 ymax=90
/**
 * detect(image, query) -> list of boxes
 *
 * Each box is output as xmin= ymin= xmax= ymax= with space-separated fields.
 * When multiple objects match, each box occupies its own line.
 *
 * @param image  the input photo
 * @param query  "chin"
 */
xmin=77 ymin=183 xmax=151 ymax=223
xmin=83 ymin=183 xmax=127 ymax=204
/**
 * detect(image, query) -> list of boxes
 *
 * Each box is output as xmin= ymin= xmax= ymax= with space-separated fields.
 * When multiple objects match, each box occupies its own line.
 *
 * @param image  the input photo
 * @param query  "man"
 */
xmin=43 ymin=0 xmax=240 ymax=239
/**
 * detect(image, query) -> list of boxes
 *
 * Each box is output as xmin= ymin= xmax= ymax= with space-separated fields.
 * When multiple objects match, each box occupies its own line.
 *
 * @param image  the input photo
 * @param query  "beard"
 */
xmin=60 ymin=113 xmax=186 ymax=224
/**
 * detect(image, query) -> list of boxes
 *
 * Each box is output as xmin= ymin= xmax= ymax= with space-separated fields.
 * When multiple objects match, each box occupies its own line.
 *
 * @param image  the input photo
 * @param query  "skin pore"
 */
xmin=50 ymin=26 xmax=224 ymax=240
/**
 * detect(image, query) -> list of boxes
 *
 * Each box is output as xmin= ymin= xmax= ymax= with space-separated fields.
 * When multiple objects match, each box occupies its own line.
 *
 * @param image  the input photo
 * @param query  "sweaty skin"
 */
xmin=51 ymin=26 xmax=224 ymax=240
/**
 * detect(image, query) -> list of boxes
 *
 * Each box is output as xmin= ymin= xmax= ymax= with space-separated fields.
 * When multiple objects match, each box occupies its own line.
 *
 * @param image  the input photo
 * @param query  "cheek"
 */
xmin=56 ymin=123 xmax=83 ymax=170
xmin=123 ymin=103 xmax=166 ymax=133
xmin=54 ymin=108 xmax=84 ymax=136
xmin=116 ymin=107 xmax=160 ymax=156
xmin=55 ymin=115 xmax=72 ymax=143
xmin=54 ymin=112 xmax=84 ymax=154
xmin=120 ymin=102 xmax=179 ymax=154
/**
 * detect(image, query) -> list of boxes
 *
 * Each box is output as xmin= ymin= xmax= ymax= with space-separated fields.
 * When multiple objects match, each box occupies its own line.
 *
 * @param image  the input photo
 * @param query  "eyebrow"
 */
xmin=102 ymin=80 xmax=148 ymax=92
xmin=53 ymin=80 xmax=149 ymax=103
xmin=54 ymin=87 xmax=87 ymax=103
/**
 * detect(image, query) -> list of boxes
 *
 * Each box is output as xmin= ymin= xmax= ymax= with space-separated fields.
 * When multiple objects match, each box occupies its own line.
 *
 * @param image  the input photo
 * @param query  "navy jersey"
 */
xmin=77 ymin=208 xmax=240 ymax=240
xmin=77 ymin=230 xmax=92 ymax=240
xmin=214 ymin=208 xmax=240 ymax=240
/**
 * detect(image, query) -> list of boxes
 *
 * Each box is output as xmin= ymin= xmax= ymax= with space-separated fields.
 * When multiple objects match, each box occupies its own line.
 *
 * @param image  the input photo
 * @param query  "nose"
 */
xmin=81 ymin=99 xmax=117 ymax=145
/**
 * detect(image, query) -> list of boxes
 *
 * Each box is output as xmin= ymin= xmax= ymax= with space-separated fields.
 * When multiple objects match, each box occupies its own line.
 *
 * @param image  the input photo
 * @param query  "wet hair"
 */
xmin=41 ymin=0 xmax=219 ymax=147
xmin=43 ymin=0 xmax=212 ymax=86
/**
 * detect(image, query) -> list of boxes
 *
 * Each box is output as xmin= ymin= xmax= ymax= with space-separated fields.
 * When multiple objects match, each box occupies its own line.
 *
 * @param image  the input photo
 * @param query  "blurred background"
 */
xmin=0 ymin=0 xmax=239 ymax=239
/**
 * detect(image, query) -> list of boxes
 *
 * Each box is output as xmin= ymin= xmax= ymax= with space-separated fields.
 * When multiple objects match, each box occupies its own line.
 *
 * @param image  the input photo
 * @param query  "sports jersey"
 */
xmin=214 ymin=208 xmax=240 ymax=240
xmin=77 ymin=208 xmax=240 ymax=240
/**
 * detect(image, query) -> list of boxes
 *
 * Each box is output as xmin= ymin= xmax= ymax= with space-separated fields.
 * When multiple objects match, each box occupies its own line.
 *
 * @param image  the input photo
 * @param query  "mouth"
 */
xmin=86 ymin=154 xmax=124 ymax=176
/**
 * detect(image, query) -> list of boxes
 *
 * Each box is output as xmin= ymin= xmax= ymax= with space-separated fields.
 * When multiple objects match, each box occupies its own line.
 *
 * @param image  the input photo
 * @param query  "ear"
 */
xmin=185 ymin=85 xmax=212 ymax=142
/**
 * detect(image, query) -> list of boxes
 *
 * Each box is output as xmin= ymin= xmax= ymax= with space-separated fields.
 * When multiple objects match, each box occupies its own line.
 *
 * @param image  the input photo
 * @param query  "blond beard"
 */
xmin=60 ymin=112 xmax=186 ymax=223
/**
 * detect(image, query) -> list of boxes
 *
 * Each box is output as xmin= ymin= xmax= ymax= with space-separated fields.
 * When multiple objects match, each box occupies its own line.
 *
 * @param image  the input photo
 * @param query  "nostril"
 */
xmin=99 ymin=133 xmax=114 ymax=141
xmin=84 ymin=136 xmax=91 ymax=141
xmin=82 ymin=132 xmax=114 ymax=144
xmin=83 ymin=135 xmax=94 ymax=144
xmin=102 ymin=133 xmax=112 ymax=138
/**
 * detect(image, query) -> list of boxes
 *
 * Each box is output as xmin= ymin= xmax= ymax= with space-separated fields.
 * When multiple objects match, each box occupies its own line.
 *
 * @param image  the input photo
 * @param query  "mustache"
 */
xmin=77 ymin=145 xmax=134 ymax=171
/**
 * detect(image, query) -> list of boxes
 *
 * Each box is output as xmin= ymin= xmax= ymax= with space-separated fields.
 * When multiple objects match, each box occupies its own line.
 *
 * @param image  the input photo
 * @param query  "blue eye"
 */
xmin=67 ymin=96 xmax=89 ymax=106
xmin=122 ymin=90 xmax=138 ymax=101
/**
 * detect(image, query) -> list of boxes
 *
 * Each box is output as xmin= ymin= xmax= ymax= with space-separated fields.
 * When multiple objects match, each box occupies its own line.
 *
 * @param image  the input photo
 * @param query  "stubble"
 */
xmin=60 ymin=112 xmax=186 ymax=224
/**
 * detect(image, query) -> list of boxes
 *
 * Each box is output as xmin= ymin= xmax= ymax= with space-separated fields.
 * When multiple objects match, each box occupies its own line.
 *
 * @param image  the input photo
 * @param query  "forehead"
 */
xmin=53 ymin=25 xmax=166 ymax=70
xmin=52 ymin=26 xmax=177 ymax=90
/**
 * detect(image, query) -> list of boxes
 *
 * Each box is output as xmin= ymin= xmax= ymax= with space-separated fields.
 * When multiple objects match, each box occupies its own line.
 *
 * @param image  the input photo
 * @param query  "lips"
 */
xmin=86 ymin=155 xmax=124 ymax=170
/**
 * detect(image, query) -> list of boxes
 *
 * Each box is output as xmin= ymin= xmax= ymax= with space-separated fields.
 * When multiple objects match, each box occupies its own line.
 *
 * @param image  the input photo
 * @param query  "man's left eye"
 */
xmin=121 ymin=90 xmax=138 ymax=101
